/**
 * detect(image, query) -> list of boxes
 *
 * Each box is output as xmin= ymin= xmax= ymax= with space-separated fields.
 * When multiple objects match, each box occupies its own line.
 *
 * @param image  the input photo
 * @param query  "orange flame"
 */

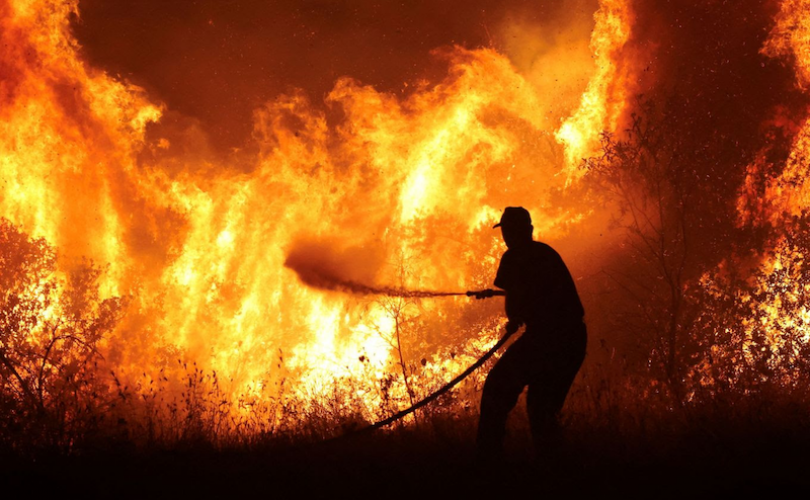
xmin=716 ymin=0 xmax=810 ymax=376
xmin=555 ymin=0 xmax=633 ymax=179
xmin=0 ymin=0 xmax=625 ymax=426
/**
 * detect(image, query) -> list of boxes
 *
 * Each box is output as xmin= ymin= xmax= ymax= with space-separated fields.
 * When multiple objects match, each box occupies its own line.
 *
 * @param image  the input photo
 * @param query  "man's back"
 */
xmin=493 ymin=241 xmax=584 ymax=331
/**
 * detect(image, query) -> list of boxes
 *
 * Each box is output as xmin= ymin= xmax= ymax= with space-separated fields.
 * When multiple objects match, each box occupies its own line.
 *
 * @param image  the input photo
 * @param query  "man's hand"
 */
xmin=505 ymin=320 xmax=521 ymax=336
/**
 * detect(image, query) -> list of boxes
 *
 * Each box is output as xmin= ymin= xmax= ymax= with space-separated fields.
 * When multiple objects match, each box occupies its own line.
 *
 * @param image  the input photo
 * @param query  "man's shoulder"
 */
xmin=500 ymin=241 xmax=562 ymax=266
xmin=501 ymin=241 xmax=556 ymax=258
xmin=530 ymin=240 xmax=560 ymax=258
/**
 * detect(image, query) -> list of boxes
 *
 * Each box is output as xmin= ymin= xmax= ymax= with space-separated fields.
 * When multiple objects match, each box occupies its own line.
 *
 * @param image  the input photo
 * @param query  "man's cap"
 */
xmin=493 ymin=206 xmax=532 ymax=228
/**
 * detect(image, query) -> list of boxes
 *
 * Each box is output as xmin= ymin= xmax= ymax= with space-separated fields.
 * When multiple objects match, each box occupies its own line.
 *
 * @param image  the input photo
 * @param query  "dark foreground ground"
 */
xmin=3 ymin=424 xmax=810 ymax=499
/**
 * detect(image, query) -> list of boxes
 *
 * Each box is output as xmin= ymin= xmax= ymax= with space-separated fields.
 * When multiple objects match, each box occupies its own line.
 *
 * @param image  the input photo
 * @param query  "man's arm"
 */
xmin=503 ymin=290 xmax=525 ymax=335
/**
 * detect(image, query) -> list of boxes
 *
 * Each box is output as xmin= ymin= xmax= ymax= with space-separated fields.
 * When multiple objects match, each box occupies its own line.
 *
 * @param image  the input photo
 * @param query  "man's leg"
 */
xmin=526 ymin=323 xmax=586 ymax=456
xmin=476 ymin=340 xmax=533 ymax=457
xmin=526 ymin=372 xmax=568 ymax=457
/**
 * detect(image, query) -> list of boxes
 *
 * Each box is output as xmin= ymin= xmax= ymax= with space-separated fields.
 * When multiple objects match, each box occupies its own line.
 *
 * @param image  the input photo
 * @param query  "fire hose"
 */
xmin=341 ymin=289 xmax=511 ymax=438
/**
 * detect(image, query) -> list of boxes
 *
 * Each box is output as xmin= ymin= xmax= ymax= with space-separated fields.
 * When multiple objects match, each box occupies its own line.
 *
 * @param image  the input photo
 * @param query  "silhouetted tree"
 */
xmin=584 ymin=104 xmax=701 ymax=400
xmin=0 ymin=218 xmax=125 ymax=449
xmin=371 ymin=254 xmax=420 ymax=413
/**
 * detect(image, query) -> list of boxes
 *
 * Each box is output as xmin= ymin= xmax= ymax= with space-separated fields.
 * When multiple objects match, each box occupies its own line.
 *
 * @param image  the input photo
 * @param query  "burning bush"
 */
xmin=0 ymin=218 xmax=125 ymax=451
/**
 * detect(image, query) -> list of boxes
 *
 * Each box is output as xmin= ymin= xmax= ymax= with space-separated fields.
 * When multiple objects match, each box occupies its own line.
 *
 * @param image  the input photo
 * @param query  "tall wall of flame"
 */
xmin=1 ymin=0 xmax=630 ymax=411
xmin=11 ymin=0 xmax=809 ymax=409
xmin=0 ymin=0 xmax=161 ymax=288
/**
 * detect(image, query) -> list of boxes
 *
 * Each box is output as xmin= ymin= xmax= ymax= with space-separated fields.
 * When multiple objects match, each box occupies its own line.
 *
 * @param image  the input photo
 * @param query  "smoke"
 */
xmin=496 ymin=0 xmax=598 ymax=121
xmin=71 ymin=0 xmax=597 ymax=154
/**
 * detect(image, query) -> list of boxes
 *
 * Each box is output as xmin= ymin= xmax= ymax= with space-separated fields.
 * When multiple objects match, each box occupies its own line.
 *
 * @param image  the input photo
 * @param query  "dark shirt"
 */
xmin=494 ymin=240 xmax=584 ymax=331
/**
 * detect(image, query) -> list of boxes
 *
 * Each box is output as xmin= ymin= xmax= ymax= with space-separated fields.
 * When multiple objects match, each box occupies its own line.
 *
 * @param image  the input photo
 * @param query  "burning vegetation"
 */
xmin=3 ymin=1 xmax=810 ymax=489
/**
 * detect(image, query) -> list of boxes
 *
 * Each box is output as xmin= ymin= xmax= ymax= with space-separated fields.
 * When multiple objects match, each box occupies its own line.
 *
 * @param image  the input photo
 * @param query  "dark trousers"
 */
xmin=476 ymin=321 xmax=586 ymax=456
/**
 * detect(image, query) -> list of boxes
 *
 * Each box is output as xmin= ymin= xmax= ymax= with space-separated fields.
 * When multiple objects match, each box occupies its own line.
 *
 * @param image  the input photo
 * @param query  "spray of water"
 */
xmin=284 ymin=260 xmax=466 ymax=297
xmin=284 ymin=244 xmax=467 ymax=298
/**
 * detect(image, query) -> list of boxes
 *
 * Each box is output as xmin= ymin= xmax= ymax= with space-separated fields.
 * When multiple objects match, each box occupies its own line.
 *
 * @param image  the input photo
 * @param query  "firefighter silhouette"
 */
xmin=473 ymin=206 xmax=587 ymax=456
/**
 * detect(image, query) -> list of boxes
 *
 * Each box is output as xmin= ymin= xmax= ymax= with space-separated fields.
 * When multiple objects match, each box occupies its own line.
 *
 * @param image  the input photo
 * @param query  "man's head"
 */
xmin=493 ymin=206 xmax=533 ymax=249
